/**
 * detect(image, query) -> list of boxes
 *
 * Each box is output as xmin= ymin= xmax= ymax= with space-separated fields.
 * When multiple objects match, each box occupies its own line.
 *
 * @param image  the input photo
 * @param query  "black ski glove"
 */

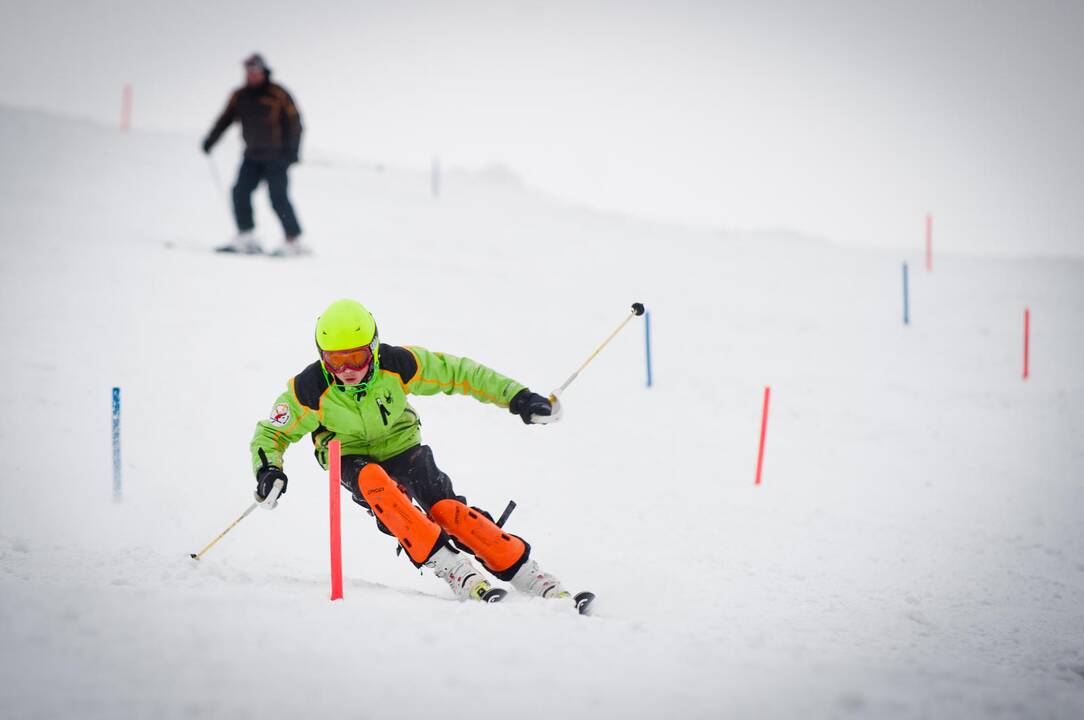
xmin=509 ymin=389 xmax=552 ymax=424
xmin=256 ymin=448 xmax=288 ymax=503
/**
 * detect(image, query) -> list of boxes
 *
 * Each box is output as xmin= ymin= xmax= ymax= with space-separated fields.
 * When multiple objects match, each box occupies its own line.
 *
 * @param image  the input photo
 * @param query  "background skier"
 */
xmin=202 ymin=53 xmax=305 ymax=256
xmin=249 ymin=298 xmax=585 ymax=607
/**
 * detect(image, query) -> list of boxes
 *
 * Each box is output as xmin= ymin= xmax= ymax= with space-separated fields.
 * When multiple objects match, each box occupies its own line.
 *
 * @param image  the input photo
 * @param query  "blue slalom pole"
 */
xmin=645 ymin=310 xmax=653 ymax=388
xmin=112 ymin=387 xmax=121 ymax=501
xmin=902 ymin=263 xmax=910 ymax=325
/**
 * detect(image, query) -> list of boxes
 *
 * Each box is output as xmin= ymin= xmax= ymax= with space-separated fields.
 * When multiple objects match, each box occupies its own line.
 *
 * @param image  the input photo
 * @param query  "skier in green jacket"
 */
xmin=250 ymin=298 xmax=576 ymax=606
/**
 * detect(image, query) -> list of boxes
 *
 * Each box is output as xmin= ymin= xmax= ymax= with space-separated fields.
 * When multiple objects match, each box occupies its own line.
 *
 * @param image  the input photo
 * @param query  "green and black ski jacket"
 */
xmin=250 ymin=344 xmax=525 ymax=475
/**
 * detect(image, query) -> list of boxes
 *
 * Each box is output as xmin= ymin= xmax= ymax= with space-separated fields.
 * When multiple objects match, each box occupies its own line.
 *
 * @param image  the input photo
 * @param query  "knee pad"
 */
xmin=429 ymin=499 xmax=529 ymax=581
xmin=357 ymin=464 xmax=443 ymax=566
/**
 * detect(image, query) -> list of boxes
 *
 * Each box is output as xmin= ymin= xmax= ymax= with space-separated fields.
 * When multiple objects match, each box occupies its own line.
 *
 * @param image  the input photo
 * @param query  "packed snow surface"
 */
xmin=1 ymin=107 xmax=1082 ymax=718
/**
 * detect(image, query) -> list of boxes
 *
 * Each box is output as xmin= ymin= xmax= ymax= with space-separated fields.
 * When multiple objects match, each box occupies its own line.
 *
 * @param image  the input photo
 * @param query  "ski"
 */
xmin=480 ymin=588 xmax=592 ymax=613
xmin=214 ymin=244 xmax=264 ymax=255
xmin=573 ymin=591 xmax=595 ymax=616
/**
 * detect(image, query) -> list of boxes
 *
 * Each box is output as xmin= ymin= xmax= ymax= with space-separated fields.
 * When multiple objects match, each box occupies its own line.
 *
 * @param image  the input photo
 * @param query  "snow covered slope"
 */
xmin=1 ymin=106 xmax=1082 ymax=719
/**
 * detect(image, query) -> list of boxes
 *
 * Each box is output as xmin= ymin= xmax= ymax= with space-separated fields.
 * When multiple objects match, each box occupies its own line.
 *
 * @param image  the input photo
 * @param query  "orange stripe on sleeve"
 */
xmin=405 ymin=375 xmax=502 ymax=404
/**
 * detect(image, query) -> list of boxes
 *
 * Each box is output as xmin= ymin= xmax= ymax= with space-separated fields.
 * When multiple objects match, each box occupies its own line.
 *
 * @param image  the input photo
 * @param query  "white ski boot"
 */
xmin=510 ymin=558 xmax=569 ymax=599
xmin=511 ymin=558 xmax=595 ymax=614
xmin=425 ymin=546 xmax=504 ymax=602
xmin=215 ymin=230 xmax=263 ymax=254
xmin=269 ymin=236 xmax=309 ymax=257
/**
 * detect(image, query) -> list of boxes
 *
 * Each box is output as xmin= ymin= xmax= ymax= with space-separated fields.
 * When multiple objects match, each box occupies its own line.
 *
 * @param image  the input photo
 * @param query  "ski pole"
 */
xmin=531 ymin=302 xmax=644 ymax=424
xmin=206 ymin=156 xmax=235 ymax=225
xmin=549 ymin=302 xmax=645 ymax=402
xmin=189 ymin=479 xmax=283 ymax=561
xmin=206 ymin=155 xmax=225 ymax=193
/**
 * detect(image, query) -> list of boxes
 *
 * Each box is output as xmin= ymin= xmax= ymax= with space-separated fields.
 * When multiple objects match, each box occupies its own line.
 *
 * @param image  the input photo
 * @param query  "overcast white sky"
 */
xmin=2 ymin=0 xmax=1082 ymax=255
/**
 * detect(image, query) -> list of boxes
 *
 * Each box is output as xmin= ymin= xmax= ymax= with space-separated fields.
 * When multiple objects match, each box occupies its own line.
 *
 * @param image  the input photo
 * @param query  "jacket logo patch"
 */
xmin=269 ymin=403 xmax=291 ymax=426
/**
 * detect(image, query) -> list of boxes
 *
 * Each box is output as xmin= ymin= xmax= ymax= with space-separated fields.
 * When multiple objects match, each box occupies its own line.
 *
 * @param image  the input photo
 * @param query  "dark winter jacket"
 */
xmin=203 ymin=78 xmax=302 ymax=162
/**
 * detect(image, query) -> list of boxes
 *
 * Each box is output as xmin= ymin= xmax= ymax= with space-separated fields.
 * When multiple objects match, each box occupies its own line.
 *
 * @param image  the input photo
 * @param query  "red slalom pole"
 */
xmin=120 ymin=83 xmax=132 ymax=134
xmin=925 ymin=213 xmax=933 ymax=271
xmin=329 ymin=439 xmax=343 ymax=601
xmin=755 ymin=386 xmax=771 ymax=486
xmin=1023 ymin=308 xmax=1030 ymax=380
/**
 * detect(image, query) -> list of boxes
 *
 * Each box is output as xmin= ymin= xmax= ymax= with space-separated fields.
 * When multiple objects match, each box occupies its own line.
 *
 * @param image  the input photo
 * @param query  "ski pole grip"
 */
xmin=260 ymin=478 xmax=286 ymax=509
xmin=534 ymin=394 xmax=563 ymax=424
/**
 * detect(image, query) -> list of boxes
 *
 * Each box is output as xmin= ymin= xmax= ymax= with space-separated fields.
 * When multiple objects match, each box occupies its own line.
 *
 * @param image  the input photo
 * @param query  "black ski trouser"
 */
xmin=340 ymin=445 xmax=463 ymax=513
xmin=232 ymin=157 xmax=302 ymax=237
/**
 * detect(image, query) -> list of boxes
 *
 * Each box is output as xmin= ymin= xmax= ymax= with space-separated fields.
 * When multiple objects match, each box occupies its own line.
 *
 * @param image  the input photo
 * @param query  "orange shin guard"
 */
xmin=357 ymin=464 xmax=442 ymax=565
xmin=429 ymin=499 xmax=527 ymax=577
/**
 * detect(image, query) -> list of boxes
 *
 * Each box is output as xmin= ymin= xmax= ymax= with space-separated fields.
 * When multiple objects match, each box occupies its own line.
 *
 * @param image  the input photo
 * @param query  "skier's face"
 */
xmin=245 ymin=66 xmax=266 ymax=86
xmin=334 ymin=365 xmax=369 ymax=385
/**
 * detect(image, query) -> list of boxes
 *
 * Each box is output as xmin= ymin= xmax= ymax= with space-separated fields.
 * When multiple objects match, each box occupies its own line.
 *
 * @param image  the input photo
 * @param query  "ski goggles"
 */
xmin=320 ymin=344 xmax=374 ymax=374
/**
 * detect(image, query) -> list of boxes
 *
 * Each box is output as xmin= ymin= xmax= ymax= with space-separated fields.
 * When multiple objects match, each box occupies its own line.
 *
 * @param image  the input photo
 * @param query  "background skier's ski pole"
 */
xmin=549 ymin=302 xmax=645 ymax=403
xmin=189 ymin=480 xmax=282 ymax=561
xmin=206 ymin=155 xmax=225 ymax=193
xmin=205 ymin=155 xmax=235 ymax=225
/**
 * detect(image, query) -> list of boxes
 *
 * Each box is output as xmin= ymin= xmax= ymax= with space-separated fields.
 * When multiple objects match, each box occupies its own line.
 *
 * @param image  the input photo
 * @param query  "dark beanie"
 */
xmin=243 ymin=53 xmax=270 ymax=74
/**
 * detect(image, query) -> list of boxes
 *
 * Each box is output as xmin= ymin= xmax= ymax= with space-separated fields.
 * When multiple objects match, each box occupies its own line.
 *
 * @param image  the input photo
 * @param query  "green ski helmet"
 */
xmin=315 ymin=299 xmax=380 ymax=387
